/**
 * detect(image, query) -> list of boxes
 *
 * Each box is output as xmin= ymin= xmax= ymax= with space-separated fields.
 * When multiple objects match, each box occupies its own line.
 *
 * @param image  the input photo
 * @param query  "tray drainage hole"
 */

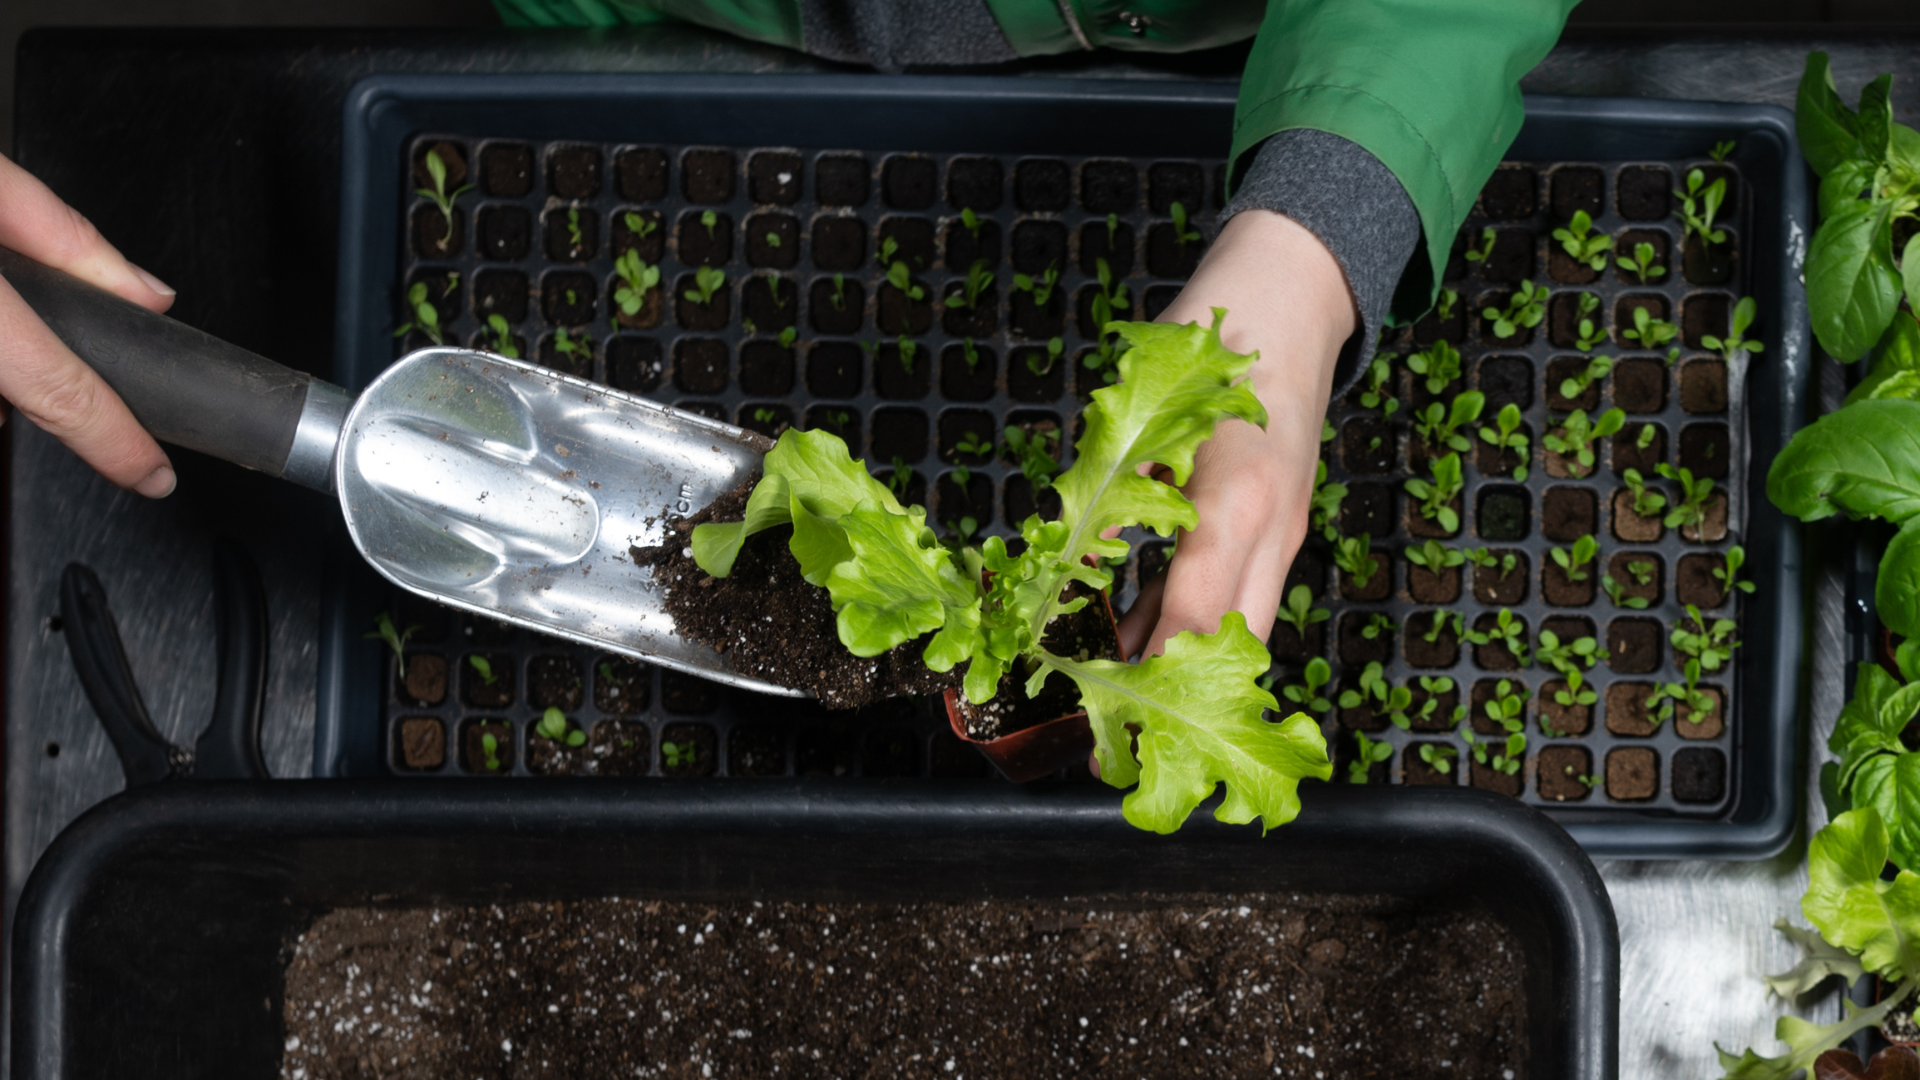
xmin=44 ymin=741 xmax=59 ymax=759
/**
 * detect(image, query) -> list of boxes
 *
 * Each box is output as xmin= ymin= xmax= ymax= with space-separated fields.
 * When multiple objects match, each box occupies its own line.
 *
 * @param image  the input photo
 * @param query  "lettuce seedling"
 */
xmin=1477 ymin=404 xmax=1531 ymax=481
xmin=1622 ymin=467 xmax=1668 ymax=519
xmin=1543 ymin=407 xmax=1625 ymax=478
xmin=1011 ymin=261 xmax=1060 ymax=306
xmin=1405 ymin=539 xmax=1463 ymax=575
xmin=536 ymin=707 xmax=587 ymax=748
xmin=1169 ymin=201 xmax=1202 ymax=249
xmin=1656 ymin=463 xmax=1717 ymax=531
xmin=1090 ymin=257 xmax=1131 ymax=329
xmin=364 ymin=612 xmax=420 ymax=680
xmin=1419 ymin=743 xmax=1458 ymax=774
xmin=553 ymin=327 xmax=591 ymax=362
xmin=1346 ymin=731 xmax=1392 ymax=784
xmin=1537 ymin=629 xmax=1599 ymax=692
xmin=690 ymin=311 xmax=1332 ymax=833
xmin=1282 ymin=657 xmax=1332 ymax=714
xmin=684 ymin=266 xmax=726 ymax=306
xmin=467 ymin=654 xmax=499 ymax=686
xmin=1274 ymin=584 xmax=1329 ymax=639
xmin=1552 ymin=210 xmax=1613 ymax=272
xmin=1339 ymin=661 xmax=1413 ymax=730
xmin=1414 ymin=675 xmax=1463 ymax=728
xmin=1332 ymin=533 xmax=1375 ymax=589
xmin=1462 ymin=728 xmax=1525 ymax=777
xmin=1601 ymin=573 xmax=1648 ymax=610
xmin=1404 ymin=452 xmax=1465 ymax=531
xmin=1482 ymin=280 xmax=1547 ymax=339
xmin=1464 ymin=547 xmax=1517 ymax=581
xmin=614 ymin=250 xmax=661 ymax=316
xmin=700 ymin=209 xmax=718 ymax=240
xmin=1574 ymin=294 xmax=1607 ymax=352
xmin=886 ymin=260 xmax=925 ymax=302
xmin=948 ymin=259 xmax=995 ymax=312
xmin=1621 ymin=307 xmax=1679 ymax=350
xmin=1481 ymin=678 xmax=1529 ymax=736
xmin=1716 ymin=545 xmax=1756 ymax=596
xmin=1423 ymin=610 xmax=1464 ymax=644
xmin=566 ymin=208 xmax=585 ymax=252
xmin=1462 ymin=226 xmax=1496 ymax=266
xmin=1674 ymin=167 xmax=1728 ymax=249
xmin=895 ymin=336 xmax=918 ymax=375
xmin=484 ymin=314 xmax=520 ymax=359
xmin=1557 ymin=356 xmax=1615 ymax=402
xmin=960 ymin=208 xmax=984 ymax=240
xmin=1709 ymin=139 xmax=1737 ymax=162
xmin=1358 ymin=354 xmax=1398 ymax=416
xmin=1701 ymin=296 xmax=1767 ymax=361
xmin=623 ymin=211 xmax=658 ymax=240
xmin=1362 ymin=613 xmax=1397 ymax=641
xmin=661 ymin=740 xmax=698 ymax=769
xmin=1309 ymin=461 xmax=1347 ymax=542
xmin=1549 ymin=535 xmax=1600 ymax=582
xmin=829 ymin=274 xmax=848 ymax=311
xmin=1412 ymin=389 xmax=1484 ymax=454
xmin=414 ymin=148 xmax=472 ymax=245
xmin=1671 ymin=603 xmax=1739 ymax=672
xmin=480 ymin=732 xmax=503 ymax=771
xmin=1027 ymin=337 xmax=1064 ymax=378
xmin=1002 ymin=425 xmax=1061 ymax=490
xmin=960 ymin=338 xmax=981 ymax=372
xmin=1407 ymin=339 xmax=1463 ymax=394
xmin=1436 ymin=286 xmax=1459 ymax=322
xmin=393 ymin=282 xmax=445 ymax=346
xmin=1617 ymin=241 xmax=1667 ymax=283
xmin=1465 ymin=609 xmax=1530 ymax=666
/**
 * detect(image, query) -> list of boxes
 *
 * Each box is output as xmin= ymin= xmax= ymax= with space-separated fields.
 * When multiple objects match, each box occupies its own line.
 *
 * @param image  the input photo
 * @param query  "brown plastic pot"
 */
xmin=943 ymin=590 xmax=1120 ymax=783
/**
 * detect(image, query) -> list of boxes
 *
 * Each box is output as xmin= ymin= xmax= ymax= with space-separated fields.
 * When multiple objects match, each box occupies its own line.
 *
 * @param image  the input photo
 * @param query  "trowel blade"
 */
xmin=334 ymin=347 xmax=803 ymax=697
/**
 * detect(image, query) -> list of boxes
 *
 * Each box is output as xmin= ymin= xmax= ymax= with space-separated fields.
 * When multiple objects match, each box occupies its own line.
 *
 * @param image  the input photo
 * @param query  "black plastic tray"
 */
xmin=320 ymin=74 xmax=1807 ymax=858
xmin=8 ymin=781 xmax=1618 ymax=1079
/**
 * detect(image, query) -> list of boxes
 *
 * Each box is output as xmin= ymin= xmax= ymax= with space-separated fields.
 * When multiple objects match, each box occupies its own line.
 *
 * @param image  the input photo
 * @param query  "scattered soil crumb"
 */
xmin=634 ymin=479 xmax=961 ymax=709
xmin=281 ymin=894 xmax=1528 ymax=1079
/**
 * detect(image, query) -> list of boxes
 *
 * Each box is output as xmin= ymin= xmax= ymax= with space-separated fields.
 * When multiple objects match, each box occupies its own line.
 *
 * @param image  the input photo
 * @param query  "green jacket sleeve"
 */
xmin=1230 ymin=0 xmax=1579 ymax=320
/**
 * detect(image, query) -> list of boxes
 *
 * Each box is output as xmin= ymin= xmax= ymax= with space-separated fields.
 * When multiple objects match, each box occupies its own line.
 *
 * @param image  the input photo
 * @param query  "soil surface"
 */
xmin=281 ymin=894 xmax=1528 ymax=1080
xmin=635 ymin=481 xmax=961 ymax=710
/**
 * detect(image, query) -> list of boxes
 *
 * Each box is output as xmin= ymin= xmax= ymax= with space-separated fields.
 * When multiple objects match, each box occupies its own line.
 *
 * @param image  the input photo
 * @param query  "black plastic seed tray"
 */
xmin=320 ymin=75 xmax=1806 ymax=858
xmin=9 ymin=781 xmax=1618 ymax=1080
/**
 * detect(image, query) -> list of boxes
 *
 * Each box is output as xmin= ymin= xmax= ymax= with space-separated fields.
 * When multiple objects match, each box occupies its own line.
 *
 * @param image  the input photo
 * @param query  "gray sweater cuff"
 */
xmin=797 ymin=0 xmax=1018 ymax=70
xmin=1221 ymin=129 xmax=1421 ymax=399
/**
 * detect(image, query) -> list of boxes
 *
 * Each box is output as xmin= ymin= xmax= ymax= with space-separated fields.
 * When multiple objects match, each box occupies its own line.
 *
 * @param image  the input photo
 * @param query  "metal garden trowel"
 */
xmin=0 ymin=246 xmax=798 ymax=698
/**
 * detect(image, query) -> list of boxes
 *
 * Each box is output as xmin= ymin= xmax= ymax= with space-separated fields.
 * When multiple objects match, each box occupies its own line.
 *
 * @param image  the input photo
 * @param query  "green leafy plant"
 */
xmin=884 ymin=457 xmax=913 ymax=499
xmin=1436 ymin=286 xmax=1459 ymax=321
xmin=613 ymin=250 xmax=660 ymax=316
xmin=1346 ymin=731 xmax=1393 ymax=784
xmin=1361 ymin=613 xmax=1398 ymax=641
xmin=1011 ymin=260 xmax=1059 ymax=306
xmin=1339 ymin=662 xmax=1414 ymax=730
xmin=553 ymin=327 xmax=591 ymax=362
xmin=1477 ymin=403 xmax=1531 ymax=481
xmin=1542 ymin=407 xmax=1626 ymax=478
xmin=414 ymin=148 xmax=472 ymax=245
xmin=765 ymin=230 xmax=782 ymax=249
xmin=393 ymin=282 xmax=444 ymax=346
xmin=1701 ymin=296 xmax=1767 ymax=361
xmin=1709 ymin=139 xmax=1737 ymax=162
xmin=689 ymin=311 xmax=1332 ymax=833
xmin=566 ymin=207 xmax=585 ymax=251
xmin=1657 ymin=463 xmax=1718 ymax=532
xmin=1464 ymin=609 xmax=1531 ymax=666
xmin=752 ymin=407 xmax=780 ymax=427
xmin=1405 ymin=539 xmax=1464 ymax=575
xmin=699 ymin=209 xmax=718 ymax=240
xmin=953 ymin=430 xmax=992 ymax=460
xmin=1573 ymin=293 xmax=1608 ymax=351
xmin=829 ymin=273 xmax=848 ymax=311
xmin=1358 ymin=354 xmax=1399 ymax=416
xmin=1549 ymin=535 xmax=1600 ymax=582
xmin=1406 ymin=339 xmax=1463 ymax=394
xmin=778 ymin=326 xmax=798 ymax=348
xmin=895 ymin=336 xmax=918 ymax=375
xmin=684 ymin=265 xmax=726 ymax=306
xmin=1169 ymin=201 xmax=1202 ymax=249
xmin=1413 ymin=675 xmax=1463 ymax=729
xmin=960 ymin=208 xmax=984 ymax=240
xmin=886 ymin=259 xmax=925 ymax=302
xmin=1671 ymin=603 xmax=1740 ymax=673
xmin=1461 ymin=727 xmax=1526 ymax=777
xmin=959 ymin=337 xmax=982 ymax=372
xmin=662 ymin=739 xmax=698 ymax=769
xmin=1089 ymin=257 xmax=1131 ymax=334
xmin=484 ymin=314 xmax=520 ymax=359
xmin=1557 ymin=355 xmax=1615 ymax=402
xmin=1423 ymin=609 xmax=1464 ymax=644
xmin=1617 ymin=241 xmax=1667 ymax=283
xmin=1552 ymin=209 xmax=1614 ymax=271
xmin=1282 ymin=657 xmax=1333 ymax=714
xmin=1002 ymin=425 xmax=1062 ymax=492
xmin=623 ymin=211 xmax=658 ymax=240
xmin=1635 ymin=422 xmax=1658 ymax=451
xmin=948 ymin=259 xmax=995 ymax=312
xmin=1621 ymin=306 xmax=1680 ymax=350
xmin=1310 ymin=461 xmax=1348 ymax=542
xmin=1104 ymin=212 xmax=1119 ymax=247
xmin=467 ymin=654 xmax=499 ymax=686
xmin=536 ymin=707 xmax=587 ymax=748
xmin=1674 ymin=167 xmax=1729 ymax=249
xmin=1404 ymin=452 xmax=1465 ymax=531
xmin=1536 ymin=629 xmax=1600 ymax=695
xmin=1465 ymin=547 xmax=1517 ymax=581
xmin=1602 ymin=573 xmax=1650 ymax=610
xmin=1025 ymin=337 xmax=1064 ymax=379
xmin=480 ymin=731 xmax=503 ymax=772
xmin=1273 ymin=584 xmax=1330 ymax=639
xmin=1419 ymin=743 xmax=1459 ymax=775
xmin=1411 ymin=389 xmax=1485 ymax=454
xmin=1622 ymin=467 xmax=1669 ymax=520
xmin=1333 ymin=533 xmax=1376 ymax=589
xmin=1480 ymin=677 xmax=1530 ymax=736
xmin=364 ymin=612 xmax=419 ymax=679
xmin=1716 ymin=545 xmax=1757 ymax=596
xmin=1462 ymin=226 xmax=1497 ymax=266
xmin=1481 ymin=280 xmax=1547 ymax=339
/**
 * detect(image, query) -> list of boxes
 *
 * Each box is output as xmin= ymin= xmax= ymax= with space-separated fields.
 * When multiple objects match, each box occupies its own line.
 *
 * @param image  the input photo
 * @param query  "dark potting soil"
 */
xmin=1607 ymin=618 xmax=1663 ymax=674
xmin=481 ymin=142 xmax=533 ymax=198
xmin=594 ymin=658 xmax=653 ymax=714
xmin=954 ymin=583 xmax=1120 ymax=741
xmin=280 ymin=894 xmax=1527 ymax=1080
xmin=1403 ymin=614 xmax=1460 ymax=669
xmin=1474 ymin=553 xmax=1528 ymax=605
xmin=1612 ymin=423 xmax=1665 ymax=475
xmin=548 ymin=145 xmax=602 ymax=200
xmin=1679 ymin=360 xmax=1728 ymax=414
xmin=1340 ymin=483 xmax=1394 ymax=539
xmin=460 ymin=720 xmax=514 ymax=774
xmin=1675 ymin=552 xmax=1727 ymax=608
xmin=1479 ymin=166 xmax=1537 ymax=220
xmin=1539 ymin=681 xmax=1592 ymax=739
xmin=1337 ymin=611 xmax=1393 ymax=666
xmin=1477 ymin=487 xmax=1529 ymax=542
xmin=1684 ymin=233 xmax=1736 ymax=285
xmin=1678 ymin=423 xmax=1730 ymax=480
xmin=1606 ymin=746 xmax=1658 ymax=800
xmin=1616 ymin=165 xmax=1671 ymax=221
xmin=527 ymin=655 xmax=584 ymax=711
xmin=1339 ymin=556 xmax=1390 ymax=603
xmin=395 ymin=717 xmax=445 ymax=770
xmin=883 ymin=155 xmax=937 ymax=210
xmin=1540 ymin=487 xmax=1596 ymax=543
xmin=1476 ymin=357 xmax=1533 ymax=413
xmin=1481 ymin=228 xmax=1535 ymax=284
xmin=746 ymin=213 xmax=799 ymax=269
xmin=399 ymin=654 xmax=447 ymax=706
xmin=1683 ymin=295 xmax=1730 ymax=350
xmin=1609 ymin=552 xmax=1664 ymax=608
xmin=1535 ymin=745 xmax=1593 ymax=801
xmin=1550 ymin=166 xmax=1603 ymax=221
xmin=1541 ymin=561 xmax=1594 ymax=607
xmin=1015 ymin=158 xmax=1071 ymax=212
xmin=636 ymin=482 xmax=960 ymax=710
xmin=748 ymin=151 xmax=803 ymax=206
xmin=1611 ymin=359 xmax=1667 ymax=414
xmin=681 ymin=149 xmax=736 ymax=204
xmin=678 ymin=212 xmax=733 ymax=267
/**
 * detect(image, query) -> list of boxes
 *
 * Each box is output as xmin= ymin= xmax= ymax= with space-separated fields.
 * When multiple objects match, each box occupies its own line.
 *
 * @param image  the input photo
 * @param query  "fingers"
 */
xmin=0 ymin=276 xmax=173 ymax=495
xmin=0 ymin=153 xmax=174 ymax=313
xmin=1118 ymin=570 xmax=1166 ymax=660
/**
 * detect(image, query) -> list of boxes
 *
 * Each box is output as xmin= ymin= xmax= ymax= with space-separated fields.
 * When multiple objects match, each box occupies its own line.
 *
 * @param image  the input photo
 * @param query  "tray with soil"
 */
xmin=327 ymin=80 xmax=1805 ymax=856
xmin=10 ymin=782 xmax=1618 ymax=1080
xmin=1273 ymin=99 xmax=1808 ymax=858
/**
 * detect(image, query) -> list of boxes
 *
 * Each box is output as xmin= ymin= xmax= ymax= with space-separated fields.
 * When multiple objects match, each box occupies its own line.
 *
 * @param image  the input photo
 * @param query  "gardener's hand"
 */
xmin=0 ymin=153 xmax=177 ymax=497
xmin=1118 ymin=209 xmax=1355 ymax=660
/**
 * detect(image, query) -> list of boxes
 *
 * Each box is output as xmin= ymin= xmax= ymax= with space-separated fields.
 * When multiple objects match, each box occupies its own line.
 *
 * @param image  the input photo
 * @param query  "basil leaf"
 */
xmin=1850 ymin=752 xmax=1920 ymax=873
xmin=1767 ymin=397 xmax=1920 ymax=524
xmin=1797 ymin=50 xmax=1865 ymax=176
xmin=1859 ymin=73 xmax=1896 ymax=164
xmin=1906 ymin=233 xmax=1920 ymax=314
xmin=1819 ymin=159 xmax=1876 ymax=222
xmin=1807 ymin=200 xmax=1904 ymax=361
xmin=1877 ymin=518 xmax=1920 ymax=639
xmin=1844 ymin=312 xmax=1920 ymax=405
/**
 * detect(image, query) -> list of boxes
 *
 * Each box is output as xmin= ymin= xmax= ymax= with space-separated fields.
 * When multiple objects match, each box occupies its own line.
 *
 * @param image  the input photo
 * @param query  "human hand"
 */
xmin=1117 ymin=209 xmax=1355 ymax=660
xmin=0 ymin=153 xmax=177 ymax=496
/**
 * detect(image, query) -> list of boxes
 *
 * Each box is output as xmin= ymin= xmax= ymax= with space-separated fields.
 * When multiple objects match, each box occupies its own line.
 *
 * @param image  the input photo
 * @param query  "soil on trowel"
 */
xmin=635 ymin=480 xmax=961 ymax=710
xmin=280 ymin=893 xmax=1528 ymax=1080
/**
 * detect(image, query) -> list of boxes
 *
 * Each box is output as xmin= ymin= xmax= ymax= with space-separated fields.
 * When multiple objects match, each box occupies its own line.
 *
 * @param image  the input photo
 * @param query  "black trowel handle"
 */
xmin=0 ymin=245 xmax=348 ymax=490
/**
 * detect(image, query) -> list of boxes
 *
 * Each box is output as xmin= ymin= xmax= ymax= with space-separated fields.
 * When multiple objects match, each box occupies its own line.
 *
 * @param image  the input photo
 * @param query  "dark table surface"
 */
xmin=7 ymin=24 xmax=1918 ymax=1075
